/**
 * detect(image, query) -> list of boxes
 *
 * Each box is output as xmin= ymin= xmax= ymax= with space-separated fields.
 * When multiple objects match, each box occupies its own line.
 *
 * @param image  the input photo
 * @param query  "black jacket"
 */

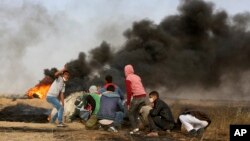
xmin=149 ymin=98 xmax=175 ymax=123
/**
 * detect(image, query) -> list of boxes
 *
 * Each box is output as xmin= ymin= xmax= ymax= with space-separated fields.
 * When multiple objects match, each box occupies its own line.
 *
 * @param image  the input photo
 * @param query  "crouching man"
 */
xmin=147 ymin=91 xmax=175 ymax=137
xmin=176 ymin=108 xmax=211 ymax=137
xmin=46 ymin=69 xmax=69 ymax=127
xmin=97 ymin=85 xmax=124 ymax=132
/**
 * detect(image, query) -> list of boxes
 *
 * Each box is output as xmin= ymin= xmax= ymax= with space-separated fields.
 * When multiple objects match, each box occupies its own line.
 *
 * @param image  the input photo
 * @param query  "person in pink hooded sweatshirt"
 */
xmin=124 ymin=64 xmax=146 ymax=134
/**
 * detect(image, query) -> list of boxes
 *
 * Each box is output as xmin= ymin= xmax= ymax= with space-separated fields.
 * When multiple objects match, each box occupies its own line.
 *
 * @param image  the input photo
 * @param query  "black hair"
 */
xmin=105 ymin=75 xmax=113 ymax=83
xmin=106 ymin=85 xmax=115 ymax=92
xmin=63 ymin=70 xmax=70 ymax=74
xmin=149 ymin=91 xmax=159 ymax=98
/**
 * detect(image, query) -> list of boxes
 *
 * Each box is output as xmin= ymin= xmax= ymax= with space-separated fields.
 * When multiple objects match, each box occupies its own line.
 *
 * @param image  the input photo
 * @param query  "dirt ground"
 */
xmin=0 ymin=97 xmax=249 ymax=141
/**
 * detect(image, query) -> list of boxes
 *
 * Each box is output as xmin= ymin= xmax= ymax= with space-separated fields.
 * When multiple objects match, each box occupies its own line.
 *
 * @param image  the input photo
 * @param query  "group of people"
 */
xmin=46 ymin=64 xmax=211 ymax=137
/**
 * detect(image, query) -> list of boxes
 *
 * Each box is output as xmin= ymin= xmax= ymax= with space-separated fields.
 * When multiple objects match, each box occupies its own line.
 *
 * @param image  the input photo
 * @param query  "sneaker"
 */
xmin=57 ymin=123 xmax=67 ymax=127
xmin=129 ymin=128 xmax=139 ymax=134
xmin=196 ymin=128 xmax=205 ymax=137
xmin=108 ymin=126 xmax=118 ymax=133
xmin=188 ymin=129 xmax=197 ymax=137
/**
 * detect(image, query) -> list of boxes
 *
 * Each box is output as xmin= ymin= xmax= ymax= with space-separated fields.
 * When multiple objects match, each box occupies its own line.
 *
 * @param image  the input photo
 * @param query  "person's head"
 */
xmin=106 ymin=85 xmax=115 ymax=92
xmin=89 ymin=85 xmax=98 ymax=93
xmin=62 ymin=70 xmax=70 ymax=81
xmin=148 ymin=91 xmax=159 ymax=103
xmin=124 ymin=64 xmax=134 ymax=77
xmin=105 ymin=75 xmax=113 ymax=83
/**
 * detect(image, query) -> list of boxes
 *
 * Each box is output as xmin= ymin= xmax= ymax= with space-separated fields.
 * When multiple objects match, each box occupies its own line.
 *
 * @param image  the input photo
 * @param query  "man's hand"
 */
xmin=127 ymin=105 xmax=130 ymax=110
xmin=60 ymin=92 xmax=64 ymax=107
xmin=150 ymin=102 xmax=154 ymax=108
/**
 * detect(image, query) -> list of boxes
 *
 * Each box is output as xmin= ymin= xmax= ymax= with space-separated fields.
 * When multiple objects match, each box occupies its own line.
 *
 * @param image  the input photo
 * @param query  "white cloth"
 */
xmin=47 ymin=76 xmax=65 ymax=97
xmin=179 ymin=114 xmax=208 ymax=132
xmin=89 ymin=85 xmax=98 ymax=93
xmin=99 ymin=119 xmax=113 ymax=125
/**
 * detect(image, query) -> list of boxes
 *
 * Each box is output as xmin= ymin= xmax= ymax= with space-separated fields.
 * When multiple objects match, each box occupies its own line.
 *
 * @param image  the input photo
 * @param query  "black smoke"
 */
xmin=51 ymin=0 xmax=250 ymax=97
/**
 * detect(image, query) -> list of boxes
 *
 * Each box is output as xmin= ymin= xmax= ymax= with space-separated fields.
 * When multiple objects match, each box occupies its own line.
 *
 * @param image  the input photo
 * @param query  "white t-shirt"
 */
xmin=47 ymin=76 xmax=65 ymax=97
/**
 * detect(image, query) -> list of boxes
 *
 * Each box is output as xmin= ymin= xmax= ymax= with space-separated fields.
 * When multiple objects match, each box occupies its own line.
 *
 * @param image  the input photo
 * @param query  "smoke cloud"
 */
xmin=0 ymin=2 xmax=58 ymax=95
xmin=64 ymin=0 xmax=250 ymax=100
xmin=2 ymin=0 xmax=250 ymax=101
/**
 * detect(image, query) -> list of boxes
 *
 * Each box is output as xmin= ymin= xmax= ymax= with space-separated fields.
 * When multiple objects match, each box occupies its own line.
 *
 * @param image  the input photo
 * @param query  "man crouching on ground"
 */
xmin=46 ymin=68 xmax=70 ymax=127
xmin=147 ymin=91 xmax=175 ymax=137
xmin=97 ymin=85 xmax=124 ymax=132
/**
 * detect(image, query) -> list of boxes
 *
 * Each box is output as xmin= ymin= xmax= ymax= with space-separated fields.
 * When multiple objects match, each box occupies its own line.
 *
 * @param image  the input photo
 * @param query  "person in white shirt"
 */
xmin=46 ymin=69 xmax=70 ymax=127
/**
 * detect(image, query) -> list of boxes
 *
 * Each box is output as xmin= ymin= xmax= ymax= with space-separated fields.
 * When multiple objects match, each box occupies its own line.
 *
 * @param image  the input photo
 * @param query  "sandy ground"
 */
xmin=0 ymin=121 xmax=188 ymax=141
xmin=0 ymin=121 xmax=127 ymax=141
xmin=0 ymin=97 xmax=249 ymax=141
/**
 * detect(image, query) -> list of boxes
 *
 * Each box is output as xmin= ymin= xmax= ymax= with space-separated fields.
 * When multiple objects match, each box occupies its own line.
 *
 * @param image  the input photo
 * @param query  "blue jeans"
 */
xmin=113 ymin=111 xmax=124 ymax=127
xmin=47 ymin=96 xmax=64 ymax=123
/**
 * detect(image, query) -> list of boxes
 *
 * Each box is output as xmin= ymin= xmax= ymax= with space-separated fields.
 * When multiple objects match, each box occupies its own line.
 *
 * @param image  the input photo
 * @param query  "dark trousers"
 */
xmin=128 ymin=97 xmax=146 ymax=129
xmin=148 ymin=115 xmax=174 ymax=131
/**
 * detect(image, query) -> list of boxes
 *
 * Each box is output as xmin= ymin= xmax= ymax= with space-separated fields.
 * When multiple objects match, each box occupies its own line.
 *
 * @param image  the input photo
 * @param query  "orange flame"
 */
xmin=27 ymin=76 xmax=54 ymax=99
xmin=27 ymin=84 xmax=51 ymax=99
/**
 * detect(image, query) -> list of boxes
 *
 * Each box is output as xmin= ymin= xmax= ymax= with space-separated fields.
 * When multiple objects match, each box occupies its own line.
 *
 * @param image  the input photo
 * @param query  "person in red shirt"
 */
xmin=124 ymin=64 xmax=146 ymax=134
xmin=99 ymin=75 xmax=124 ymax=100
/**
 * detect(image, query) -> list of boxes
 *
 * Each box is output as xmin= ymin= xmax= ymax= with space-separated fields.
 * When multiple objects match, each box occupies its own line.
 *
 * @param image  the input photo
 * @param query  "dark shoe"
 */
xmin=188 ymin=129 xmax=197 ymax=137
xmin=115 ymin=124 xmax=122 ymax=130
xmin=196 ymin=128 xmax=205 ymax=137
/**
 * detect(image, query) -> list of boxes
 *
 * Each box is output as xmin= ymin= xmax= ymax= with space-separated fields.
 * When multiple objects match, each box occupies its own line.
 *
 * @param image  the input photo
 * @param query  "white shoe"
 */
xmin=108 ymin=126 xmax=118 ymax=133
xmin=130 ymin=128 xmax=139 ymax=134
xmin=57 ymin=123 xmax=67 ymax=127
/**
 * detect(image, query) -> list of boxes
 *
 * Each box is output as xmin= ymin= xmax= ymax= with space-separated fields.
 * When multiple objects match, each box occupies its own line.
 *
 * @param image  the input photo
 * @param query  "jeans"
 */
xmin=47 ymin=96 xmax=64 ymax=123
xmin=113 ymin=111 xmax=124 ymax=127
xmin=148 ymin=115 xmax=175 ymax=131
xmin=128 ymin=97 xmax=146 ymax=129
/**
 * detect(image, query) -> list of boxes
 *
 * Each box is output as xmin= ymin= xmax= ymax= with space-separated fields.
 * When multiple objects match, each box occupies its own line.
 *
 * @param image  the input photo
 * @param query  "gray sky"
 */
xmin=0 ymin=0 xmax=250 ymax=94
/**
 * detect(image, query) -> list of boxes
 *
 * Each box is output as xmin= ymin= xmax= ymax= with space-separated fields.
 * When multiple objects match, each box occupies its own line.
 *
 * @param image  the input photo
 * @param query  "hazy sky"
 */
xmin=0 ymin=0 xmax=250 ymax=94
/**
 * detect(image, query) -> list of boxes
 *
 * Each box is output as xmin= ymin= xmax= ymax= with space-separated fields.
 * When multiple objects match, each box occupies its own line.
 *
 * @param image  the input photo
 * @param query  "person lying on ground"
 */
xmin=175 ymin=108 xmax=211 ymax=137
xmin=124 ymin=64 xmax=147 ymax=134
xmin=99 ymin=75 xmax=124 ymax=100
xmin=46 ymin=68 xmax=69 ymax=127
xmin=97 ymin=85 xmax=124 ymax=132
xmin=147 ymin=91 xmax=175 ymax=137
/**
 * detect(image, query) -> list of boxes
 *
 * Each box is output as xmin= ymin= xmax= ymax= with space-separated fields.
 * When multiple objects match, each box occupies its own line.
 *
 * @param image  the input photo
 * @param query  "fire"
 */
xmin=27 ymin=76 xmax=54 ymax=99
xmin=27 ymin=84 xmax=51 ymax=99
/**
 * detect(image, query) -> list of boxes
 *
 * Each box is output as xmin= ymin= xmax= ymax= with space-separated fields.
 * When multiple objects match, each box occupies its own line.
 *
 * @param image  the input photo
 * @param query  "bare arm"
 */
xmin=54 ymin=69 xmax=65 ymax=77
xmin=55 ymin=65 xmax=68 ymax=77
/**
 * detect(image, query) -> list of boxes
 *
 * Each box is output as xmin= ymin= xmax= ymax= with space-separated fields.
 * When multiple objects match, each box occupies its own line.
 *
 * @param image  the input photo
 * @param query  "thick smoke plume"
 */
xmin=63 ymin=0 xmax=250 ymax=100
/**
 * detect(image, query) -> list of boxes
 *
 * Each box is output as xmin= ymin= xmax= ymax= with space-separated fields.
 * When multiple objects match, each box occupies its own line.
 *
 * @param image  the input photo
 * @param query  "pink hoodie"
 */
xmin=124 ymin=64 xmax=146 ymax=105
